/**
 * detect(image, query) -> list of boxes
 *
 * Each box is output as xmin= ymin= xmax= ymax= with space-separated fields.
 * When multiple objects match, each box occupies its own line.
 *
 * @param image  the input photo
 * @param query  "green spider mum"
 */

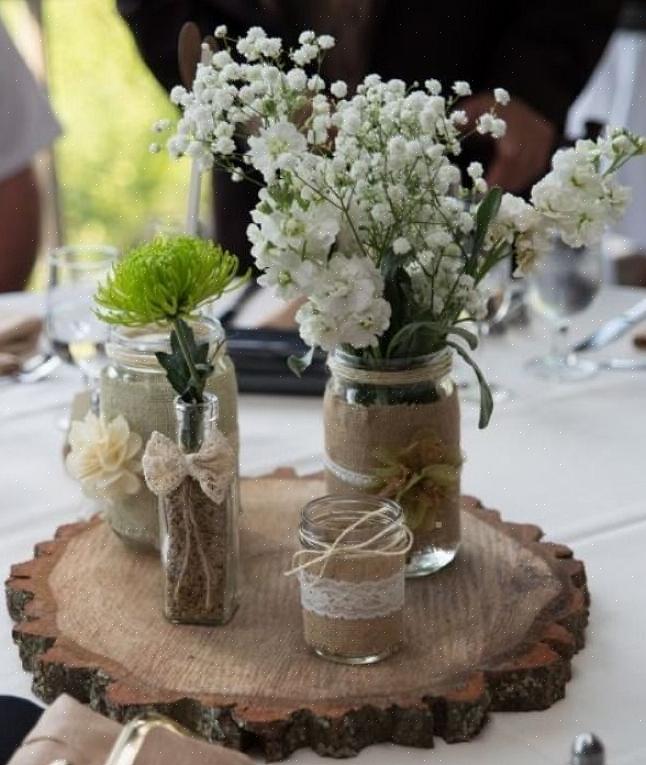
xmin=95 ymin=235 xmax=244 ymax=326
xmin=95 ymin=235 xmax=248 ymax=406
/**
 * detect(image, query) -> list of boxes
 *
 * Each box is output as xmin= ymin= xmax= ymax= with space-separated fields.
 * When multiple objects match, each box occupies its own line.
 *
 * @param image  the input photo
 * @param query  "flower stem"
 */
xmin=173 ymin=318 xmax=204 ymax=403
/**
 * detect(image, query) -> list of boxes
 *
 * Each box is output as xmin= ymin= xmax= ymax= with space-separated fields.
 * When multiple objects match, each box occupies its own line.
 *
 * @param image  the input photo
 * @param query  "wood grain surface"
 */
xmin=6 ymin=471 xmax=589 ymax=760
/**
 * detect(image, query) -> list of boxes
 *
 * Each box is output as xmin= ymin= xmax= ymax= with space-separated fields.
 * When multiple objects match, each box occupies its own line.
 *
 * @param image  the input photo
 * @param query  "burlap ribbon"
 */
xmin=142 ymin=429 xmax=235 ymax=504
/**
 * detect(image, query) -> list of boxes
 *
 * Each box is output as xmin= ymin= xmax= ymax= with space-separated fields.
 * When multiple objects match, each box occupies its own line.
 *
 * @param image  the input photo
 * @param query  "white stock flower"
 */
xmin=247 ymin=121 xmax=308 ymax=182
xmin=66 ymin=413 xmax=142 ymax=501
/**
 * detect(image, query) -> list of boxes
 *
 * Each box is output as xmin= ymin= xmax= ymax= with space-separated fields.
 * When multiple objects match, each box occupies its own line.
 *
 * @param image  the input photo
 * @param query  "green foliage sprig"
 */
xmin=95 ymin=235 xmax=247 ymax=403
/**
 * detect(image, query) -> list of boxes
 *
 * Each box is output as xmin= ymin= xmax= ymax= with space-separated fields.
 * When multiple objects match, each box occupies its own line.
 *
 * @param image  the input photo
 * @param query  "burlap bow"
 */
xmin=142 ymin=429 xmax=235 ymax=504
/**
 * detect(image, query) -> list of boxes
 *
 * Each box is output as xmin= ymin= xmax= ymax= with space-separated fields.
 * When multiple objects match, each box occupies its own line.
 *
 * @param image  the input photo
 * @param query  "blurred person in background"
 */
xmin=118 ymin=1 xmax=621 ymax=273
xmin=0 ymin=19 xmax=60 ymax=293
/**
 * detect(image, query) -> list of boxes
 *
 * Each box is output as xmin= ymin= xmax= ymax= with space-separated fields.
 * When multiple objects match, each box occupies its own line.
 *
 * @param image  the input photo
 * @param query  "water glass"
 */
xmin=526 ymin=238 xmax=603 ymax=381
xmin=46 ymin=244 xmax=119 ymax=411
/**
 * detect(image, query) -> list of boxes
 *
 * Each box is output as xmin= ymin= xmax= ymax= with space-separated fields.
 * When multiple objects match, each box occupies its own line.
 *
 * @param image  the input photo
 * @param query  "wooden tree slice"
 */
xmin=6 ymin=472 xmax=588 ymax=761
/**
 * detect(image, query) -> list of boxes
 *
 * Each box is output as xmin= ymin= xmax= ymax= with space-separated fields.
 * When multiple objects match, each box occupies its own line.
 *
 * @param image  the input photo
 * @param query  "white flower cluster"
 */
xmin=531 ymin=129 xmax=643 ymax=248
xmin=162 ymin=26 xmax=645 ymax=355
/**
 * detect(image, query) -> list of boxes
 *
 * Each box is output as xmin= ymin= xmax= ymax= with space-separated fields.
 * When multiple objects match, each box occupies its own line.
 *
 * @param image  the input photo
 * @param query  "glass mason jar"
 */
xmin=159 ymin=394 xmax=239 ymax=625
xmin=297 ymin=495 xmax=408 ymax=664
xmin=324 ymin=347 xmax=462 ymax=577
xmin=100 ymin=318 xmax=239 ymax=551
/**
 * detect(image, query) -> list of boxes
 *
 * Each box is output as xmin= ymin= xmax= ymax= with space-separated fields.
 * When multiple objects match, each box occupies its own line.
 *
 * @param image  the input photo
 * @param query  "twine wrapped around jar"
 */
xmin=287 ymin=496 xmax=412 ymax=664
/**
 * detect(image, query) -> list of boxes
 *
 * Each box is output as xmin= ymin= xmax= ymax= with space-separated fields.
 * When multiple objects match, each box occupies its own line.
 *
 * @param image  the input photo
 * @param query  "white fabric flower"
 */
xmin=66 ymin=413 xmax=142 ymax=501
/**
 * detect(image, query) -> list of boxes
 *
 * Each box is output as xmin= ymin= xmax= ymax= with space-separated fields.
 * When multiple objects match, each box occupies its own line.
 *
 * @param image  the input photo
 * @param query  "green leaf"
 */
xmin=380 ymin=251 xmax=413 ymax=354
xmin=155 ymin=350 xmax=191 ymax=398
xmin=447 ymin=340 xmax=493 ymax=429
xmin=471 ymin=186 xmax=503 ymax=258
xmin=288 ymin=346 xmax=315 ymax=377
xmin=447 ymin=326 xmax=479 ymax=350
xmin=386 ymin=320 xmax=444 ymax=358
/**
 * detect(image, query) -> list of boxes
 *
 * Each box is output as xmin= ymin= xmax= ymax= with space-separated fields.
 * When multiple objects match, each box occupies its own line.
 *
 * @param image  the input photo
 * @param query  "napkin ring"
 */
xmin=104 ymin=713 xmax=195 ymax=765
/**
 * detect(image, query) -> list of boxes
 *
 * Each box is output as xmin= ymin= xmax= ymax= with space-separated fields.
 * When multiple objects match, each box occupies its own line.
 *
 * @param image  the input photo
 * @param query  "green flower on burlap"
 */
xmin=373 ymin=436 xmax=462 ymax=530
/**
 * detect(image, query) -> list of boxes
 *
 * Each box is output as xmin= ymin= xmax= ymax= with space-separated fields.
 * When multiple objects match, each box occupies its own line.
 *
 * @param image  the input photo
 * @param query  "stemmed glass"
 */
xmin=460 ymin=259 xmax=513 ymax=404
xmin=46 ymin=245 xmax=119 ymax=414
xmin=526 ymin=237 xmax=603 ymax=381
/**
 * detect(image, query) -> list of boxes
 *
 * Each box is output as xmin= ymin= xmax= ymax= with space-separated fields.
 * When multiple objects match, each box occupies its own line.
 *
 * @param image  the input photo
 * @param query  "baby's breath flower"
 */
xmin=494 ymin=87 xmax=510 ymax=106
xmin=452 ymin=80 xmax=472 ymax=97
xmin=467 ymin=161 xmax=483 ymax=180
xmin=214 ymin=24 xmax=228 ymax=38
xmin=425 ymin=78 xmax=442 ymax=95
xmin=330 ymin=80 xmax=347 ymax=99
xmin=393 ymin=237 xmax=412 ymax=255
xmin=318 ymin=34 xmax=335 ymax=50
xmin=152 ymin=119 xmax=171 ymax=133
xmin=298 ymin=30 xmax=315 ymax=44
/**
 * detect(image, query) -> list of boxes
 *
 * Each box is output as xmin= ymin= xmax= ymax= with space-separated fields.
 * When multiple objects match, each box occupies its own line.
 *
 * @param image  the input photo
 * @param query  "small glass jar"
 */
xmin=100 ymin=318 xmax=239 ymax=550
xmin=158 ymin=393 xmax=239 ymax=625
xmin=324 ymin=348 xmax=462 ymax=577
xmin=297 ymin=495 xmax=409 ymax=665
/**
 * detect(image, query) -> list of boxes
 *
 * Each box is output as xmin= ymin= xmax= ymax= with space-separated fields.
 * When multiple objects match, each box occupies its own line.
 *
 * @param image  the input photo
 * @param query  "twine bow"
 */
xmin=374 ymin=435 xmax=462 ymax=530
xmin=142 ymin=429 xmax=235 ymax=504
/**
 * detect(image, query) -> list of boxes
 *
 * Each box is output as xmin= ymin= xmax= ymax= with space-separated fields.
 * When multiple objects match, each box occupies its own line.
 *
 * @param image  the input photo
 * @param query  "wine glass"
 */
xmin=460 ymin=259 xmax=513 ymax=403
xmin=526 ymin=237 xmax=603 ymax=381
xmin=46 ymin=245 xmax=119 ymax=414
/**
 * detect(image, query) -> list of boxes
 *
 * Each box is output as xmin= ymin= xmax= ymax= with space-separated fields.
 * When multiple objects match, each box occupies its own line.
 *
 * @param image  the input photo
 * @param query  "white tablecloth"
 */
xmin=1 ymin=287 xmax=646 ymax=765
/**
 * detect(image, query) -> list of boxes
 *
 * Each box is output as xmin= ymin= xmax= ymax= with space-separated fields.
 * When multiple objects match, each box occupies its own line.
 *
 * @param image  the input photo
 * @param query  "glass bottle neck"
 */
xmin=174 ymin=393 xmax=219 ymax=453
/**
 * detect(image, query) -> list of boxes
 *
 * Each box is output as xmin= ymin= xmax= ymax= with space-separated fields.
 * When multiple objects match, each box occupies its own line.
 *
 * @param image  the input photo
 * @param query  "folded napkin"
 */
xmin=0 ymin=313 xmax=42 ymax=375
xmin=9 ymin=694 xmax=252 ymax=765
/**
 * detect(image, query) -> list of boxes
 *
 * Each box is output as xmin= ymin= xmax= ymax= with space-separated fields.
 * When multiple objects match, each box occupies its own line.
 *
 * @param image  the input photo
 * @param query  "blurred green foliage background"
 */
xmin=1 ymin=0 xmax=189 ymax=252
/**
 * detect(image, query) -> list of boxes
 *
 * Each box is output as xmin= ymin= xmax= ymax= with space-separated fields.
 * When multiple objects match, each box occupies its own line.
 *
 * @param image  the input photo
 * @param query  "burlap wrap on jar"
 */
xmin=100 ymin=320 xmax=239 ymax=551
xmin=323 ymin=348 xmax=462 ymax=577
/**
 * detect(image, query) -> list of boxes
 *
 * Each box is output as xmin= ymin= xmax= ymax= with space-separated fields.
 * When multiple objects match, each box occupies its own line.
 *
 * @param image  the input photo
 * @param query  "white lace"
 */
xmin=298 ymin=568 xmax=404 ymax=620
xmin=323 ymin=453 xmax=379 ymax=490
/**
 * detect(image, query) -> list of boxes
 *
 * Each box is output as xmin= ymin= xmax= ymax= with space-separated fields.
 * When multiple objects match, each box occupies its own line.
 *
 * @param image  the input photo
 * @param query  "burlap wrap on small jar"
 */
xmin=324 ymin=348 xmax=462 ymax=577
xmin=290 ymin=496 xmax=411 ymax=665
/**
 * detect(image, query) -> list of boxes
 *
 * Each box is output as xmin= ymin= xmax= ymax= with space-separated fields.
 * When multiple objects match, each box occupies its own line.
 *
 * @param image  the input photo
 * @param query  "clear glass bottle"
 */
xmin=100 ymin=318 xmax=239 ymax=550
xmin=298 ymin=495 xmax=408 ymax=664
xmin=159 ymin=393 xmax=239 ymax=625
xmin=323 ymin=348 xmax=462 ymax=577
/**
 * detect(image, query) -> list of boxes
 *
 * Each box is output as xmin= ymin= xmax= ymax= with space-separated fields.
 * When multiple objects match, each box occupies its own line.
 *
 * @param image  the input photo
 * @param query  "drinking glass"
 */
xmin=526 ymin=238 xmax=603 ymax=381
xmin=460 ymin=260 xmax=513 ymax=404
xmin=46 ymin=245 xmax=119 ymax=412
